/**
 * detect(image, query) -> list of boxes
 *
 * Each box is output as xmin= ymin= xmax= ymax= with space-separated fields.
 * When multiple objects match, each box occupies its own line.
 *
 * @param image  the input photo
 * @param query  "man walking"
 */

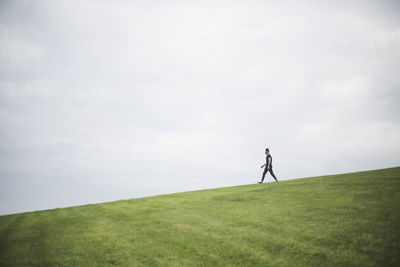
xmin=258 ymin=148 xmax=278 ymax=183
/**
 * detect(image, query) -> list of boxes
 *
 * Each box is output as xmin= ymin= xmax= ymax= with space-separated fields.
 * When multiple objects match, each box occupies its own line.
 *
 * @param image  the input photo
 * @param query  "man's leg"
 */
xmin=261 ymin=167 xmax=268 ymax=182
xmin=269 ymin=168 xmax=278 ymax=181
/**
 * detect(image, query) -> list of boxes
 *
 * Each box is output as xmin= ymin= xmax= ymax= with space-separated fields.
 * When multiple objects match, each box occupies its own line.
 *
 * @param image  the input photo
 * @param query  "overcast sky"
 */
xmin=1 ymin=0 xmax=399 ymax=215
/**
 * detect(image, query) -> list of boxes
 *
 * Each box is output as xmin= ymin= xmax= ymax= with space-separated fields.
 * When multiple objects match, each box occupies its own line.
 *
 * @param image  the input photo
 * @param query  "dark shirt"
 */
xmin=266 ymin=154 xmax=273 ymax=168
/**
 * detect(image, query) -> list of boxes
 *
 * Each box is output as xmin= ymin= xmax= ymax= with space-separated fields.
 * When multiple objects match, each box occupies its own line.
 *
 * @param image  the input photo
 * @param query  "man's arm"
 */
xmin=267 ymin=158 xmax=271 ymax=169
xmin=260 ymin=163 xmax=266 ymax=168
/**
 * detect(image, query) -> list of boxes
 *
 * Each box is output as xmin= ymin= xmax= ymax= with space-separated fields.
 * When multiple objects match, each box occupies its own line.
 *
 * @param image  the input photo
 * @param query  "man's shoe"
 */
xmin=257 ymin=181 xmax=263 ymax=184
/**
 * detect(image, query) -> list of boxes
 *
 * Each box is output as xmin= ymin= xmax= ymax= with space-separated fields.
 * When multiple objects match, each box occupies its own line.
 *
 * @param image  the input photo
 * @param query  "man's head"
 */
xmin=265 ymin=148 xmax=269 ymax=154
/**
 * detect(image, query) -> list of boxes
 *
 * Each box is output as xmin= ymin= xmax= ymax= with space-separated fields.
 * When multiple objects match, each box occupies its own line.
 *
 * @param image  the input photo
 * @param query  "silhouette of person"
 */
xmin=258 ymin=148 xmax=278 ymax=183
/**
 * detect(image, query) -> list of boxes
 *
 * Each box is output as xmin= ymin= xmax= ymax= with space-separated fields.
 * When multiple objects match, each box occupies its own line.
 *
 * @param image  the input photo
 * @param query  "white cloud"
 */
xmin=0 ymin=26 xmax=44 ymax=68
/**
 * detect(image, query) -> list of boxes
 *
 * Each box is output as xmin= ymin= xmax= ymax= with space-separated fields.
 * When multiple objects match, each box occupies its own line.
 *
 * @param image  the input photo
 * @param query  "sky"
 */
xmin=1 ymin=0 xmax=399 ymax=215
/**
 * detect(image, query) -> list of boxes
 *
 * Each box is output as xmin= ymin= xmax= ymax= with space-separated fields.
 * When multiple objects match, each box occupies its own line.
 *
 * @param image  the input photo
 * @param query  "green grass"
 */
xmin=1 ymin=167 xmax=400 ymax=266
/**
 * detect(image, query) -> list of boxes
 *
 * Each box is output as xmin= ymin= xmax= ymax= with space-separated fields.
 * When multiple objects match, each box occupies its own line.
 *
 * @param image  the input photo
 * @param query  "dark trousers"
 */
xmin=262 ymin=166 xmax=277 ymax=182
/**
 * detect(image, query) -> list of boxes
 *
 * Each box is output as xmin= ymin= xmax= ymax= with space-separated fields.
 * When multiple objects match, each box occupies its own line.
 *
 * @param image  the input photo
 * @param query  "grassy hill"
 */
xmin=1 ymin=167 xmax=400 ymax=266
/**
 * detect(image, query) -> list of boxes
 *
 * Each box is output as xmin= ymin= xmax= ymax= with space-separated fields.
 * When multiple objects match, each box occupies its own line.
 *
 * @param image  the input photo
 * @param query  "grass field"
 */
xmin=1 ymin=167 xmax=400 ymax=266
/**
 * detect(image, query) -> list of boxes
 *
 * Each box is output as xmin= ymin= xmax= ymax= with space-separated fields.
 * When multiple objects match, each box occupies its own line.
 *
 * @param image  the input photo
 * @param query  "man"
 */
xmin=258 ymin=148 xmax=278 ymax=183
